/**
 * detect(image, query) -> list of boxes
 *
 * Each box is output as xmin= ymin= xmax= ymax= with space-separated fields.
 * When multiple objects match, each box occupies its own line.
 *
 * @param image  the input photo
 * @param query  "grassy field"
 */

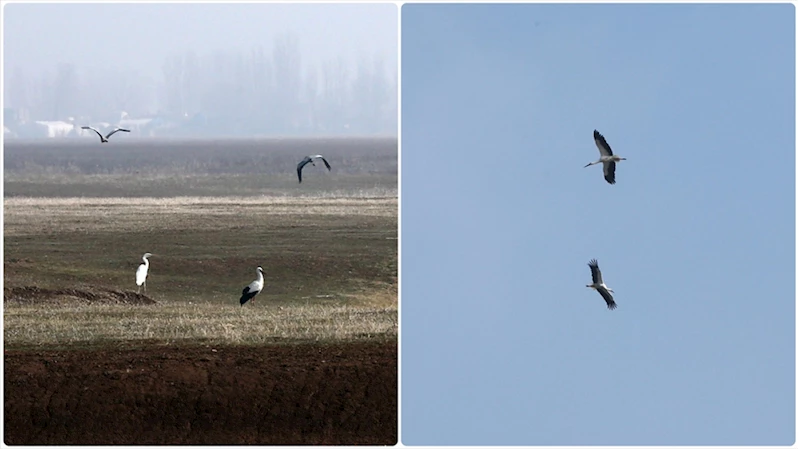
xmin=4 ymin=137 xmax=398 ymax=350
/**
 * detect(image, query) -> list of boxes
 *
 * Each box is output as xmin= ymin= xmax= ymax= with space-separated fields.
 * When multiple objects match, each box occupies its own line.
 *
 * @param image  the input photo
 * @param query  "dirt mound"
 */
xmin=3 ymin=286 xmax=157 ymax=305
xmin=4 ymin=342 xmax=397 ymax=445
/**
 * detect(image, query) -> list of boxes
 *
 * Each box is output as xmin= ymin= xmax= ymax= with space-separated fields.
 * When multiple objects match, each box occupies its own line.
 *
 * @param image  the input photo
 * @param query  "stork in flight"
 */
xmin=297 ymin=155 xmax=331 ymax=183
xmin=136 ymin=253 xmax=152 ymax=294
xmin=586 ymin=259 xmax=617 ymax=310
xmin=82 ymin=126 xmax=130 ymax=143
xmin=240 ymin=266 xmax=264 ymax=306
xmin=584 ymin=130 xmax=626 ymax=185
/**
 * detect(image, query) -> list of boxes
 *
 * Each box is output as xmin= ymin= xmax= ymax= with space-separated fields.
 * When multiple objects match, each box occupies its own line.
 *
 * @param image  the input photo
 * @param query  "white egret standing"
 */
xmin=240 ymin=266 xmax=265 ymax=306
xmin=586 ymin=259 xmax=617 ymax=310
xmin=82 ymin=126 xmax=130 ymax=143
xmin=136 ymin=253 xmax=152 ymax=294
xmin=584 ymin=130 xmax=627 ymax=185
xmin=296 ymin=155 xmax=332 ymax=183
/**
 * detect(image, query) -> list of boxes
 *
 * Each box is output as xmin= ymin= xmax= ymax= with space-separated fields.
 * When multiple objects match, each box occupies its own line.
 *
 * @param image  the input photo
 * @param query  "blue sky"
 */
xmin=401 ymin=3 xmax=794 ymax=446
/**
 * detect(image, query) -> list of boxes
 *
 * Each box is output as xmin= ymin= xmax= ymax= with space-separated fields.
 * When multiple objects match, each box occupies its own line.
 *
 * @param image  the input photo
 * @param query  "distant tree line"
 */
xmin=4 ymin=32 xmax=397 ymax=136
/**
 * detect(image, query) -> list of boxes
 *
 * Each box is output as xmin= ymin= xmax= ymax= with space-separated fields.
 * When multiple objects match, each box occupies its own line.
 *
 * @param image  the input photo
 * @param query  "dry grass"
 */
xmin=4 ymin=297 xmax=397 ymax=350
xmin=4 ymin=196 xmax=397 ymax=236
xmin=4 ymin=140 xmax=397 ymax=350
xmin=3 ymin=194 xmax=397 ymax=349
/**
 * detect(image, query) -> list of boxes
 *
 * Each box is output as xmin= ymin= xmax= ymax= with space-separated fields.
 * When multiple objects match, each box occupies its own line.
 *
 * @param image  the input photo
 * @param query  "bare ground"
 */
xmin=4 ymin=342 xmax=397 ymax=445
xmin=4 ymin=285 xmax=157 ymax=306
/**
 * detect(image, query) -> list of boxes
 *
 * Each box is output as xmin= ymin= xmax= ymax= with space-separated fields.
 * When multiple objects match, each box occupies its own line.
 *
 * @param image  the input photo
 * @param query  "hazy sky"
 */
xmin=3 ymin=2 xmax=398 ymax=80
xmin=401 ymin=3 xmax=794 ymax=446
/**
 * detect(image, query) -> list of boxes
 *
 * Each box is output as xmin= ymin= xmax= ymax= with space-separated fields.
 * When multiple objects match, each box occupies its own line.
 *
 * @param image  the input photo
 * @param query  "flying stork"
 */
xmin=82 ymin=126 xmax=130 ymax=143
xmin=584 ymin=130 xmax=626 ymax=185
xmin=296 ymin=155 xmax=331 ymax=183
xmin=136 ymin=253 xmax=152 ymax=294
xmin=240 ymin=266 xmax=264 ymax=306
xmin=586 ymin=259 xmax=617 ymax=310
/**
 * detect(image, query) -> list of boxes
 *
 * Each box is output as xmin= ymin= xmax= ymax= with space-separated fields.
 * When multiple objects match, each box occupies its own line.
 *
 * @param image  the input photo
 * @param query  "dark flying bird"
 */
xmin=82 ymin=125 xmax=130 ymax=143
xmin=240 ymin=266 xmax=264 ymax=306
xmin=586 ymin=259 xmax=617 ymax=310
xmin=584 ymin=130 xmax=626 ymax=185
xmin=296 ymin=155 xmax=331 ymax=183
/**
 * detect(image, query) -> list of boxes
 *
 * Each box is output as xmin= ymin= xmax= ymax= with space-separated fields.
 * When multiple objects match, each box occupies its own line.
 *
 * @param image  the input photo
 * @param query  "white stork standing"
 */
xmin=240 ymin=266 xmax=264 ymax=306
xmin=296 ymin=155 xmax=332 ymax=183
xmin=586 ymin=259 xmax=617 ymax=310
xmin=584 ymin=130 xmax=626 ymax=185
xmin=136 ymin=253 xmax=152 ymax=294
xmin=82 ymin=126 xmax=131 ymax=143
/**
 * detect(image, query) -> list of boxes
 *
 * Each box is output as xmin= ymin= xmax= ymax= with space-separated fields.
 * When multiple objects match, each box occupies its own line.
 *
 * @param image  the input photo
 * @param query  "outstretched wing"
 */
xmin=597 ymin=286 xmax=617 ymax=310
xmin=588 ymin=259 xmax=603 ymax=284
xmin=106 ymin=128 xmax=130 ymax=139
xmin=603 ymin=161 xmax=616 ymax=185
xmin=318 ymin=156 xmax=331 ymax=171
xmin=82 ymin=126 xmax=104 ymax=140
xmin=593 ymin=130 xmax=614 ymax=157
xmin=297 ymin=158 xmax=311 ymax=183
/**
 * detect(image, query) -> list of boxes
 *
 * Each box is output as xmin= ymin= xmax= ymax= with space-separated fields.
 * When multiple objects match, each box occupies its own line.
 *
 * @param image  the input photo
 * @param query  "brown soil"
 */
xmin=4 ymin=342 xmax=397 ymax=445
xmin=4 ymin=286 xmax=157 ymax=306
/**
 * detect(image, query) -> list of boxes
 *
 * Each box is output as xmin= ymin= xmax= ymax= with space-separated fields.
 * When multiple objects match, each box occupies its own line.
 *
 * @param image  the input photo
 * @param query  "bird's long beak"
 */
xmin=583 ymin=163 xmax=591 ymax=168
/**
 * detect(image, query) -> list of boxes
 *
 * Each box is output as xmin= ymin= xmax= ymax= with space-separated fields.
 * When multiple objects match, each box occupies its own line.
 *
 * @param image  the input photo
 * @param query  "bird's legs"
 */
xmin=137 ymin=285 xmax=141 ymax=294
xmin=143 ymin=283 xmax=147 ymax=295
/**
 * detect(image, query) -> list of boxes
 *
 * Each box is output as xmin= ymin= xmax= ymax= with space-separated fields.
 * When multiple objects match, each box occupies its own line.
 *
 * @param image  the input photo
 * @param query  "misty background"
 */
xmin=2 ymin=3 xmax=398 ymax=139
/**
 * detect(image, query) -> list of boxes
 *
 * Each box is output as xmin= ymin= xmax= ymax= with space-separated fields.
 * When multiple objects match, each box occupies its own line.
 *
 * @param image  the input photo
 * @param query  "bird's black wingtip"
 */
xmin=607 ymin=302 xmax=618 ymax=310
